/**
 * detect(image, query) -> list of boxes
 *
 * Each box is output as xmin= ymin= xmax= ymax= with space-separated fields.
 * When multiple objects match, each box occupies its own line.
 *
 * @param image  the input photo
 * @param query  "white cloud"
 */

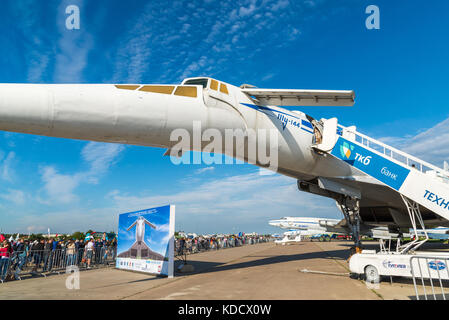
xmin=271 ymin=0 xmax=290 ymax=11
xmin=39 ymin=166 xmax=80 ymax=204
xmin=9 ymin=1 xmax=53 ymax=82
xmin=39 ymin=142 xmax=125 ymax=204
xmin=81 ymin=142 xmax=125 ymax=183
xmin=1 ymin=152 xmax=16 ymax=182
xmin=239 ymin=0 xmax=257 ymax=17
xmin=10 ymin=206 xmax=121 ymax=234
xmin=194 ymin=167 xmax=215 ymax=174
xmin=402 ymin=118 xmax=449 ymax=167
xmin=261 ymin=73 xmax=276 ymax=81
xmin=110 ymin=0 xmax=324 ymax=84
xmin=54 ymin=0 xmax=93 ymax=83
xmin=0 ymin=189 xmax=26 ymax=205
xmin=378 ymin=117 xmax=449 ymax=168
xmin=109 ymin=172 xmax=339 ymax=234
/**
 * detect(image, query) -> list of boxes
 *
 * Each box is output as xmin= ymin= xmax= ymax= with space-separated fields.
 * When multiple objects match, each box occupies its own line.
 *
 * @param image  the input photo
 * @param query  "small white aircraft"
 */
xmin=0 ymin=77 xmax=448 ymax=253
xmin=274 ymin=230 xmax=305 ymax=245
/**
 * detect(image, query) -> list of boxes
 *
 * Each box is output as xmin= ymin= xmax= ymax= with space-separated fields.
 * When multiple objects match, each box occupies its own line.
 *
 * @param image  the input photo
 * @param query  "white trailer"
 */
xmin=349 ymin=195 xmax=449 ymax=300
xmin=349 ymin=250 xmax=449 ymax=283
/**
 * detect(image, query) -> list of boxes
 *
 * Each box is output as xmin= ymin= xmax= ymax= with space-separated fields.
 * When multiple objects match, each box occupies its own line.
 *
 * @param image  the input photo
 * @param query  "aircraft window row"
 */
xmin=174 ymin=86 xmax=198 ymax=98
xmin=115 ymin=85 xmax=140 ymax=91
xmin=180 ymin=78 xmax=230 ymax=95
xmin=139 ymin=85 xmax=175 ymax=94
xmin=115 ymin=85 xmax=197 ymax=98
xmin=208 ymin=80 xmax=229 ymax=95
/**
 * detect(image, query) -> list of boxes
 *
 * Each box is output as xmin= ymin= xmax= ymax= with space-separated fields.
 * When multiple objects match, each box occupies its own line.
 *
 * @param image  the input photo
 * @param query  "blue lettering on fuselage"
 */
xmin=424 ymin=190 xmax=449 ymax=210
xmin=240 ymin=103 xmax=313 ymax=134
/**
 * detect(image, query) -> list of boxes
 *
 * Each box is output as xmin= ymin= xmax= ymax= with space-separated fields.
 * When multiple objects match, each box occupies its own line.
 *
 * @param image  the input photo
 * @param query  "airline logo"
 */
xmin=331 ymin=137 xmax=411 ymax=191
xmin=340 ymin=142 xmax=354 ymax=159
xmin=428 ymin=260 xmax=446 ymax=271
xmin=383 ymin=260 xmax=407 ymax=269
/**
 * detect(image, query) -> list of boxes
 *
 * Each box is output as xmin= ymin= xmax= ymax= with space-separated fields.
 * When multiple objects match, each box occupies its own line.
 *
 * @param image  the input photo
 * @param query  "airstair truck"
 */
xmin=315 ymin=118 xmax=449 ymax=286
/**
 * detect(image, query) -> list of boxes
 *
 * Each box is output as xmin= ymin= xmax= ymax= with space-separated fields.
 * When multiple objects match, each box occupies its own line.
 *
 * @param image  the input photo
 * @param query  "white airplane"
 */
xmin=269 ymin=217 xmax=340 ymax=231
xmin=269 ymin=216 xmax=408 ymax=240
xmin=274 ymin=227 xmax=336 ymax=245
xmin=0 ymin=77 xmax=448 ymax=253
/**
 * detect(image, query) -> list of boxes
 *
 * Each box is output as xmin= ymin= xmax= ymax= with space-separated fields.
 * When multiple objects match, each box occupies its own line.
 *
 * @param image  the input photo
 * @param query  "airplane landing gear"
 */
xmin=338 ymin=196 xmax=362 ymax=253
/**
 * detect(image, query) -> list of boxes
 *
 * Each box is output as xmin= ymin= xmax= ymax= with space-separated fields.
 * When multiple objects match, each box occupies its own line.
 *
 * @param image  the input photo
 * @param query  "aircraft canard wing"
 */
xmin=241 ymin=89 xmax=355 ymax=107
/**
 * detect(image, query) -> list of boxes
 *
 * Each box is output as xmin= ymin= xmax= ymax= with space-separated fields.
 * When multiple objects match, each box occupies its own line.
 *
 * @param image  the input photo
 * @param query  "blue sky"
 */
xmin=0 ymin=0 xmax=448 ymax=235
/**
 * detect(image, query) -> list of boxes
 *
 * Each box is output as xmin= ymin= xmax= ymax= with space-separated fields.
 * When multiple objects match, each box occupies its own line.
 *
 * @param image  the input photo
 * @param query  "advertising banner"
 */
xmin=331 ymin=137 xmax=411 ymax=191
xmin=116 ymin=205 xmax=175 ymax=278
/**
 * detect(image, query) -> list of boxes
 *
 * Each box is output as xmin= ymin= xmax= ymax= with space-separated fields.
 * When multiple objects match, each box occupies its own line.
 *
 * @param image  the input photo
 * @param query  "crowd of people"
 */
xmin=0 ymin=235 xmax=117 ymax=283
xmin=175 ymin=234 xmax=272 ymax=256
xmin=0 ymin=232 xmax=271 ymax=283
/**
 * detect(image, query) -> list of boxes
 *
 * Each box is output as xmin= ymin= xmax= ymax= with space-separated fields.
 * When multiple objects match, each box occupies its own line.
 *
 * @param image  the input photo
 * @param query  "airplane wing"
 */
xmin=126 ymin=221 xmax=137 ymax=232
xmin=241 ymin=89 xmax=355 ymax=107
xmin=144 ymin=219 xmax=157 ymax=230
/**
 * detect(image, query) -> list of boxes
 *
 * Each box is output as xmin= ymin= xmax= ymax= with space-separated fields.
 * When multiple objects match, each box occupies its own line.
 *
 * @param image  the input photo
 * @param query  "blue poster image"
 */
xmin=116 ymin=205 xmax=175 ymax=277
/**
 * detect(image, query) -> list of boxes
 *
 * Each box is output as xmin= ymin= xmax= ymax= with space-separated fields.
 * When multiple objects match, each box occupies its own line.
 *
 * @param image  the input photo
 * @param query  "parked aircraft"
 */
xmin=0 ymin=77 xmax=448 ymax=252
xmin=269 ymin=216 xmax=406 ymax=240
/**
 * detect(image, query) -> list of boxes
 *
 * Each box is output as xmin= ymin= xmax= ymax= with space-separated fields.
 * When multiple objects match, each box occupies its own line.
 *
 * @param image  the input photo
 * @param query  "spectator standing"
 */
xmin=77 ymin=239 xmax=85 ymax=265
xmin=178 ymin=237 xmax=186 ymax=256
xmin=31 ymin=239 xmax=45 ymax=274
xmin=66 ymin=240 xmax=76 ymax=267
xmin=14 ymin=239 xmax=29 ymax=280
xmin=0 ymin=240 xmax=11 ymax=282
xmin=43 ymin=239 xmax=52 ymax=272
xmin=85 ymin=240 xmax=95 ymax=269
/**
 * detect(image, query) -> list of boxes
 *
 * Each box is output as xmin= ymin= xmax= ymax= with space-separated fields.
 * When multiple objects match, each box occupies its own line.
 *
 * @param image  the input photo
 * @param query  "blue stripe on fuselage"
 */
xmin=240 ymin=103 xmax=314 ymax=135
xmin=240 ymin=103 xmax=301 ymax=120
xmin=301 ymin=128 xmax=313 ymax=134
xmin=301 ymin=120 xmax=313 ymax=129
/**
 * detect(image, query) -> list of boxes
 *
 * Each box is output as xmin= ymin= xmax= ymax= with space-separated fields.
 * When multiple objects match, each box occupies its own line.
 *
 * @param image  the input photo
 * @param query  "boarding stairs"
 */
xmin=313 ymin=118 xmax=449 ymax=226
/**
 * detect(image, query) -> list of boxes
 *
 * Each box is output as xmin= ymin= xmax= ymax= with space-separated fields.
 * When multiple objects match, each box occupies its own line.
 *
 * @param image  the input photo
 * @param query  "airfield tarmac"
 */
xmin=1 ymin=240 xmax=447 ymax=300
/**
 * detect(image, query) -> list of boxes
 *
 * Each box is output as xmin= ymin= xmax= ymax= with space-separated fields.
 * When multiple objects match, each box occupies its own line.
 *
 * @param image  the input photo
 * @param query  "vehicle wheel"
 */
xmin=364 ymin=265 xmax=380 ymax=284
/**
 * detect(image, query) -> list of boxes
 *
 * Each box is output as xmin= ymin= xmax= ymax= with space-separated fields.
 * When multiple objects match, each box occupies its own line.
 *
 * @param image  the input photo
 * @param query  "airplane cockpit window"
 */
xmin=183 ymin=78 xmax=209 ymax=88
xmin=210 ymin=79 xmax=219 ymax=91
xmin=220 ymin=84 xmax=229 ymax=94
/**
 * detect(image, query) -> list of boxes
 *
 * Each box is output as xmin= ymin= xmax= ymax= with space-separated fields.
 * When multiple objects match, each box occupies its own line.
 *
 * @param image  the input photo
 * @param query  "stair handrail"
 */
xmin=338 ymin=125 xmax=448 ymax=177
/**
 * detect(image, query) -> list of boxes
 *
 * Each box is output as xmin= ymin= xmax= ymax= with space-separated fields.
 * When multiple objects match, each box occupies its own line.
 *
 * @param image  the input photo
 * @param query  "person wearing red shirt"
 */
xmin=0 ymin=240 xmax=11 ymax=282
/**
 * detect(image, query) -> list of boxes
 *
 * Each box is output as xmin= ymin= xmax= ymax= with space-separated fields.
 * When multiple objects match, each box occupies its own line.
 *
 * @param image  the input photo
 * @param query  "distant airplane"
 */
xmin=274 ymin=230 xmax=303 ymax=245
xmin=269 ymin=216 xmax=407 ymax=240
xmin=269 ymin=217 xmax=449 ymax=242
xmin=0 ymin=77 xmax=448 ymax=252
xmin=417 ymin=227 xmax=449 ymax=240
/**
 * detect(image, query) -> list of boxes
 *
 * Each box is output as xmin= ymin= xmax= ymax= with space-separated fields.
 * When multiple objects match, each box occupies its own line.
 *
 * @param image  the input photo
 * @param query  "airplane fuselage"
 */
xmin=0 ymin=77 xmax=445 ymax=231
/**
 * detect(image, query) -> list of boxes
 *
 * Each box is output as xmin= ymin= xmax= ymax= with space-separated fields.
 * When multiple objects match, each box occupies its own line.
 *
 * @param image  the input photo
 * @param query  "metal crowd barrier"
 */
xmin=1 ymin=239 xmax=270 ymax=282
xmin=410 ymin=256 xmax=449 ymax=300
xmin=1 ymin=246 xmax=117 ymax=283
xmin=174 ymin=237 xmax=272 ymax=257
